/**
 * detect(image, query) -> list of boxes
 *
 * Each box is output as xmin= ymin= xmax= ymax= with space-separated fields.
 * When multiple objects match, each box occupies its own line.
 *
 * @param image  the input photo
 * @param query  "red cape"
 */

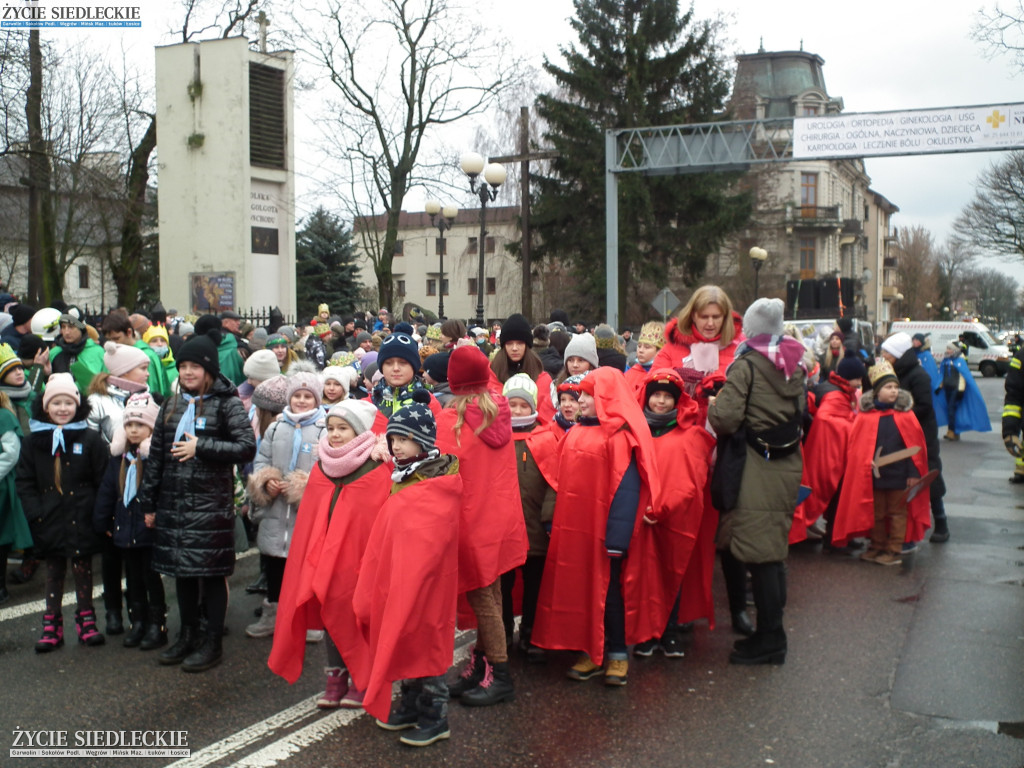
xmin=832 ymin=407 xmax=931 ymax=546
xmin=436 ymin=401 xmax=528 ymax=593
xmin=623 ymin=364 xmax=648 ymax=393
xmin=524 ymin=418 xmax=567 ymax=490
xmin=791 ymin=386 xmax=858 ymax=543
xmin=676 ymin=482 xmax=719 ymax=627
xmin=349 ymin=472 xmax=462 ymax=723
xmin=268 ymin=461 xmax=392 ymax=684
xmin=532 ymin=368 xmax=663 ymax=662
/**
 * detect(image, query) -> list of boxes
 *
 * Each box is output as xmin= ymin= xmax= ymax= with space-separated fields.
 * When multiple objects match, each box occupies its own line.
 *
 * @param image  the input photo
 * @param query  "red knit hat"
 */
xmin=447 ymin=346 xmax=490 ymax=395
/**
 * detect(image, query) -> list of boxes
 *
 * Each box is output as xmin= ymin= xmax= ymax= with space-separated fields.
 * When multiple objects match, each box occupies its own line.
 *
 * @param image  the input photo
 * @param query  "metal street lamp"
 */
xmin=749 ymin=246 xmax=768 ymax=299
xmin=925 ymin=301 xmax=932 ymax=319
xmin=424 ymin=200 xmax=457 ymax=319
xmin=460 ymin=152 xmax=506 ymax=327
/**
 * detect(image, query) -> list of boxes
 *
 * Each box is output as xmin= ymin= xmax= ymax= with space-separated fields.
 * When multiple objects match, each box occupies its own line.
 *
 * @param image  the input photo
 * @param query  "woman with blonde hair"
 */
xmin=653 ymin=285 xmax=742 ymax=378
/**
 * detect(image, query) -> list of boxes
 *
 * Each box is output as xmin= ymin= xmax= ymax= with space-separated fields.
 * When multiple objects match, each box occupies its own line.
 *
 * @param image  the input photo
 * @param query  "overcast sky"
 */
xmin=98 ymin=0 xmax=1024 ymax=280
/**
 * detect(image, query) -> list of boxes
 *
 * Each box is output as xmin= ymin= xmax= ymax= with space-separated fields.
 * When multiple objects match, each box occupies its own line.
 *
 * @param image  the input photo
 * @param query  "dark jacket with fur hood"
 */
xmin=137 ymin=373 xmax=256 ymax=578
xmin=16 ymin=397 xmax=108 ymax=558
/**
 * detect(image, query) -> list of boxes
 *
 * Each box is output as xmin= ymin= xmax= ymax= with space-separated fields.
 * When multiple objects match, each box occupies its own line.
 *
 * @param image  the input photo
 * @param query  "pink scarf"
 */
xmin=317 ymin=429 xmax=377 ymax=478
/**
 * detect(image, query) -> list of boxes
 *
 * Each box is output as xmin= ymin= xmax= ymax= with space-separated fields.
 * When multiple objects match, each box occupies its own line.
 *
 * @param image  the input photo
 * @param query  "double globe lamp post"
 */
xmin=424 ymin=200 xmax=457 ymax=320
xmin=460 ymin=152 xmax=506 ymax=327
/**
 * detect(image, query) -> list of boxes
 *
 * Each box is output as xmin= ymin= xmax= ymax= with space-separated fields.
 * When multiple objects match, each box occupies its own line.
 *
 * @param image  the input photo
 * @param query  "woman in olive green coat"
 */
xmin=708 ymin=298 xmax=806 ymax=666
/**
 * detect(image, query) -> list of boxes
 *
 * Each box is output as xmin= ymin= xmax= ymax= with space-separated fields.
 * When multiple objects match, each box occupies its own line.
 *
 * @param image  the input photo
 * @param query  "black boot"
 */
xmin=245 ymin=570 xmax=268 ymax=595
xmin=376 ymin=682 xmax=420 ymax=731
xmin=182 ymin=633 xmax=223 ymax=673
xmin=460 ymin=660 xmax=515 ymax=707
xmin=139 ymin=605 xmax=168 ymax=651
xmin=721 ymin=549 xmax=753 ymax=636
xmin=158 ymin=625 xmax=200 ymax=665
xmin=930 ymin=514 xmax=950 ymax=543
xmin=123 ymin=603 xmax=147 ymax=648
xmin=400 ymin=686 xmax=450 ymax=747
xmin=105 ymin=609 xmax=124 ymax=636
xmin=447 ymin=646 xmax=486 ymax=698
xmin=730 ymin=562 xmax=787 ymax=665
xmin=9 ymin=556 xmax=38 ymax=585
xmin=731 ymin=610 xmax=755 ymax=637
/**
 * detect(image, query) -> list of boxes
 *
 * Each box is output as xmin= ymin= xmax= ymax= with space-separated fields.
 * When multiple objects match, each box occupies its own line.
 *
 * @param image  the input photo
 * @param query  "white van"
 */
xmin=889 ymin=320 xmax=1011 ymax=377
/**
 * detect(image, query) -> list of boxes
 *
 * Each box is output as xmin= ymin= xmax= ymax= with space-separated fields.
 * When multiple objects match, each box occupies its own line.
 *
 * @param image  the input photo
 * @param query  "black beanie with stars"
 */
xmin=386 ymin=401 xmax=437 ymax=453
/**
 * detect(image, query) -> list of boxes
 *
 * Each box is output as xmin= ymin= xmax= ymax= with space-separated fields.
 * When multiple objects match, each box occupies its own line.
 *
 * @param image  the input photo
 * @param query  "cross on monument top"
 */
xmin=257 ymin=11 xmax=270 ymax=53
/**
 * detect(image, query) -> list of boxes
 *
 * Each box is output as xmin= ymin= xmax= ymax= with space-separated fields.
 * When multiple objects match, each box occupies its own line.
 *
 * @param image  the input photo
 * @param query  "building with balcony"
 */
xmin=708 ymin=46 xmax=899 ymax=330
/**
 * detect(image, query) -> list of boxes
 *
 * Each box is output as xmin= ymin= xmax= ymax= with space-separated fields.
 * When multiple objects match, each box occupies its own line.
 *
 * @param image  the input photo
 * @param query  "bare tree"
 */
xmin=953 ymin=151 xmax=1024 ymax=264
xmin=973 ymin=1 xmax=1024 ymax=71
xmin=934 ymin=236 xmax=977 ymax=315
xmin=305 ymin=0 xmax=520 ymax=310
xmin=894 ymin=225 xmax=940 ymax=319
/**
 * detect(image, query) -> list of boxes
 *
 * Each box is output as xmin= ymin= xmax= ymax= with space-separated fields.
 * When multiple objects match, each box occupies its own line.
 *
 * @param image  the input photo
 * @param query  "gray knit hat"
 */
xmin=743 ymin=298 xmax=785 ymax=338
xmin=563 ymin=332 xmax=599 ymax=369
xmin=252 ymin=374 xmax=288 ymax=413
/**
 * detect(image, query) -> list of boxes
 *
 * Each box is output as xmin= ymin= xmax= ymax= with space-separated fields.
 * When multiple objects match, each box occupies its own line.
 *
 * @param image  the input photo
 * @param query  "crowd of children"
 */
xmin=0 ymin=295 xmax=974 ymax=750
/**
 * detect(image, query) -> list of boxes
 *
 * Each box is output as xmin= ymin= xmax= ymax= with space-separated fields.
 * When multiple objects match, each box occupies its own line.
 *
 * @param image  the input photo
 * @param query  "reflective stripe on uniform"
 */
xmin=1003 ymin=405 xmax=1022 ymax=418
xmin=1012 ymin=357 xmax=1022 ymax=370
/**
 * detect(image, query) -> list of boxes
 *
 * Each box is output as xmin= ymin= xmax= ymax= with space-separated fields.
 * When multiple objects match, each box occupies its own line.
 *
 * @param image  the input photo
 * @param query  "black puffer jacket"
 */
xmin=137 ymin=374 xmax=256 ymax=578
xmin=891 ymin=348 xmax=942 ymax=475
xmin=16 ymin=399 xmax=108 ymax=558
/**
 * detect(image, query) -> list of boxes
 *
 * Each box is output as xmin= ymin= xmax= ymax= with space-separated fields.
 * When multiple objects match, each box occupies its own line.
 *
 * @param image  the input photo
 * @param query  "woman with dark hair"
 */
xmin=489 ymin=314 xmax=555 ymax=422
xmin=440 ymin=319 xmax=467 ymax=350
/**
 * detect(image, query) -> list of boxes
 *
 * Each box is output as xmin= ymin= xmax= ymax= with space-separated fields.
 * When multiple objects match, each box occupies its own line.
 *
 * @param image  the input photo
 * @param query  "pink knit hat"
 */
xmin=104 ymin=341 xmax=150 ymax=378
xmin=122 ymin=392 xmax=160 ymax=431
xmin=42 ymin=372 xmax=80 ymax=409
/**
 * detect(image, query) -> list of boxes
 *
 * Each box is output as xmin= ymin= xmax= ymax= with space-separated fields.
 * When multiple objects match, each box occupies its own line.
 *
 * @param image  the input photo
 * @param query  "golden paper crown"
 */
xmin=637 ymin=321 xmax=666 ymax=349
xmin=867 ymin=359 xmax=898 ymax=388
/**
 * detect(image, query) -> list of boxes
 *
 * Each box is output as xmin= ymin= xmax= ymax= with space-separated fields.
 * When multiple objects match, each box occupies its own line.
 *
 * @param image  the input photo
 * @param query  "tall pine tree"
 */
xmin=295 ymin=207 xmax=363 ymax=321
xmin=532 ymin=0 xmax=751 ymax=321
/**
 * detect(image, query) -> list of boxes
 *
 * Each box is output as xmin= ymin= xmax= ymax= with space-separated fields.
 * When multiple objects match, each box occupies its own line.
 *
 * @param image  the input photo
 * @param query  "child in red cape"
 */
xmin=435 ymin=346 xmax=527 ymax=707
xmin=833 ymin=360 xmax=930 ymax=567
xmin=267 ymin=400 xmax=391 ymax=709
xmin=499 ymin=373 xmax=557 ymax=663
xmin=623 ymin=321 xmax=665 ymax=392
xmin=532 ymin=367 xmax=663 ymax=687
xmin=632 ymin=368 xmax=714 ymax=659
xmin=352 ymin=401 xmax=462 ymax=748
xmin=792 ymin=355 xmax=865 ymax=546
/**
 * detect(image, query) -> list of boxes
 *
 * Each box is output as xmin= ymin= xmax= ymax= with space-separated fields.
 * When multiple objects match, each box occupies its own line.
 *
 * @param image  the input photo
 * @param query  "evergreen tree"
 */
xmin=532 ymin=0 xmax=751 ymax=320
xmin=295 ymin=207 xmax=363 ymax=321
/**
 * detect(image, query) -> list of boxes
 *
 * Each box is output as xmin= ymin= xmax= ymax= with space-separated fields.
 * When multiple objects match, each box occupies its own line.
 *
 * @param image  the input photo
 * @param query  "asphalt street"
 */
xmin=0 ymin=375 xmax=1022 ymax=768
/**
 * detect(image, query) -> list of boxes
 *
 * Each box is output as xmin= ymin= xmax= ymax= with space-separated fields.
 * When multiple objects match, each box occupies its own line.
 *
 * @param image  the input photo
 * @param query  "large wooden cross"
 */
xmin=490 ymin=107 xmax=558 ymax=322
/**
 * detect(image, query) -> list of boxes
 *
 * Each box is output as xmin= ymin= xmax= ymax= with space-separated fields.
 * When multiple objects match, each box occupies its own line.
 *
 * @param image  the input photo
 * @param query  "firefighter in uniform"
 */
xmin=1002 ymin=344 xmax=1024 ymax=483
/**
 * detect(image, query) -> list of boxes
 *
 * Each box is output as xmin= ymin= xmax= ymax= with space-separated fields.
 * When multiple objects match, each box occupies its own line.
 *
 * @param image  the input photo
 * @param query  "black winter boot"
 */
xmin=376 ymin=682 xmax=420 ymax=731
xmin=930 ymin=514 xmax=950 ymax=543
xmin=158 ymin=625 xmax=200 ymax=665
xmin=400 ymin=686 xmax=450 ymax=747
xmin=123 ymin=603 xmax=147 ymax=648
xmin=182 ymin=633 xmax=223 ymax=673
xmin=447 ymin=646 xmax=486 ymax=698
xmin=139 ymin=605 xmax=168 ymax=651
xmin=105 ymin=610 xmax=124 ymax=636
xmin=730 ymin=562 xmax=787 ymax=665
xmin=460 ymin=660 xmax=515 ymax=707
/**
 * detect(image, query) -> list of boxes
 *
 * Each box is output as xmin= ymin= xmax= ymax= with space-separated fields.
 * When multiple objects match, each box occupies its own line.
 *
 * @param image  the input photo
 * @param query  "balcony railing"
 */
xmin=786 ymin=204 xmax=842 ymax=229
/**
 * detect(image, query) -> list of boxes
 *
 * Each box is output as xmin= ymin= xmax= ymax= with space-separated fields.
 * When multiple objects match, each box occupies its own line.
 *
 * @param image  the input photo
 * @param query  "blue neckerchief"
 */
xmin=874 ymin=400 xmax=896 ymax=411
xmin=29 ymin=418 xmax=90 ymax=456
xmin=123 ymin=450 xmax=141 ymax=507
xmin=280 ymin=406 xmax=325 ymax=472
xmin=174 ymin=392 xmax=211 ymax=444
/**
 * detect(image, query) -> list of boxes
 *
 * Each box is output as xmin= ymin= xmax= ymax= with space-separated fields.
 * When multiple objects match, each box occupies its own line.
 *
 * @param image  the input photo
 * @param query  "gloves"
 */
xmin=1005 ymin=435 xmax=1022 ymax=457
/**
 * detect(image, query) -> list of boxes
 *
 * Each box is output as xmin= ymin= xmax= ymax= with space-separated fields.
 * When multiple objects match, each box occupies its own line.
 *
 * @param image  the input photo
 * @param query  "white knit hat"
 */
xmin=563 ymin=332 xmax=599 ymax=369
xmin=881 ymin=332 xmax=913 ymax=360
xmin=243 ymin=349 xmax=281 ymax=383
xmin=327 ymin=400 xmax=377 ymax=435
xmin=502 ymin=373 xmax=539 ymax=411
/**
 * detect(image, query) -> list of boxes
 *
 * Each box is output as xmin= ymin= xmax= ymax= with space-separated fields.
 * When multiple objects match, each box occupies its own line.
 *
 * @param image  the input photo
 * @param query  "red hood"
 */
xmin=636 ymin=367 xmax=701 ymax=427
xmin=463 ymin=395 xmax=512 ymax=448
xmin=664 ymin=311 xmax=744 ymax=348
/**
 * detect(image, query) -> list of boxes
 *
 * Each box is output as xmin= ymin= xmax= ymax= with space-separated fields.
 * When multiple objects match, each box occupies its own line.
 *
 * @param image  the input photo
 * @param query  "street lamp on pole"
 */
xmin=424 ymin=200 xmax=457 ymax=320
xmin=749 ymin=246 xmax=768 ymax=300
xmin=460 ymin=152 xmax=506 ymax=327
xmin=925 ymin=301 xmax=932 ymax=319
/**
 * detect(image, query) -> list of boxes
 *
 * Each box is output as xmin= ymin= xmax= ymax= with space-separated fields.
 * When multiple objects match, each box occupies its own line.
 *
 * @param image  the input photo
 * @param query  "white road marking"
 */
xmin=162 ymin=630 xmax=474 ymax=768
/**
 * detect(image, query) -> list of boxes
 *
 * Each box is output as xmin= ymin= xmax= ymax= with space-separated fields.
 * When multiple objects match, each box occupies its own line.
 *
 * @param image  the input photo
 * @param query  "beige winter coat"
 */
xmin=708 ymin=350 xmax=806 ymax=563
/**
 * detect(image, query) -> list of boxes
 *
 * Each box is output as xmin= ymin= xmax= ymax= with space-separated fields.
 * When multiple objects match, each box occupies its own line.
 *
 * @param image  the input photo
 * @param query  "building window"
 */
xmin=394 ymin=239 xmax=404 ymax=256
xmin=468 ymin=237 xmax=478 ymax=255
xmin=395 ymin=279 xmax=406 ymax=296
xmin=78 ymin=265 xmax=89 ymax=289
xmin=486 ymin=277 xmax=496 ymax=294
xmin=802 ymin=104 xmax=819 ymax=116
xmin=799 ymin=238 xmax=816 ymax=276
xmin=440 ymin=278 xmax=449 ymax=296
xmin=800 ymin=173 xmax=818 ymax=217
xmin=486 ymin=236 xmax=496 ymax=254
xmin=468 ymin=277 xmax=477 ymax=295
xmin=426 ymin=279 xmax=436 ymax=296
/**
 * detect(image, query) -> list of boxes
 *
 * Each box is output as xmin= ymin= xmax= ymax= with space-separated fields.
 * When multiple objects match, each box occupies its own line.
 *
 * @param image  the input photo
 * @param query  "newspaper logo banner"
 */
xmin=793 ymin=104 xmax=1024 ymax=159
xmin=9 ymin=729 xmax=189 ymax=758
xmin=1 ymin=0 xmax=142 ymax=28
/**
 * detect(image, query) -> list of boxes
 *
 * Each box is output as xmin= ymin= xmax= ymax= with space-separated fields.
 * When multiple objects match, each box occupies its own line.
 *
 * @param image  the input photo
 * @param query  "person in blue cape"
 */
xmin=936 ymin=342 xmax=991 ymax=439
xmin=912 ymin=333 xmax=941 ymax=392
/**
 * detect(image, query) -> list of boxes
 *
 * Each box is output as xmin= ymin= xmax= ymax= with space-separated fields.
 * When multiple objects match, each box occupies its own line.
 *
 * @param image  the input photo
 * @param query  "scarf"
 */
xmin=371 ymin=379 xmax=429 ymax=418
xmin=689 ymin=327 xmax=722 ymax=344
xmin=280 ymin=405 xmax=325 ymax=472
xmin=644 ymin=408 xmax=677 ymax=433
xmin=554 ymin=412 xmax=576 ymax=431
xmin=0 ymin=380 xmax=32 ymax=401
xmin=738 ymin=334 xmax=807 ymax=380
xmin=510 ymin=412 xmax=538 ymax=430
xmin=29 ymin=418 xmax=90 ymax=456
xmin=391 ymin=447 xmax=441 ymax=483
xmin=174 ymin=392 xmax=212 ymax=444
xmin=317 ymin=429 xmax=376 ymax=478
xmin=123 ymin=450 xmax=142 ymax=507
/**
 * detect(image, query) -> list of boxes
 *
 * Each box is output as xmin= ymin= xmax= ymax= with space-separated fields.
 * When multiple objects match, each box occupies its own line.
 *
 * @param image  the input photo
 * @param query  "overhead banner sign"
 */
xmin=793 ymin=103 xmax=1024 ymax=159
